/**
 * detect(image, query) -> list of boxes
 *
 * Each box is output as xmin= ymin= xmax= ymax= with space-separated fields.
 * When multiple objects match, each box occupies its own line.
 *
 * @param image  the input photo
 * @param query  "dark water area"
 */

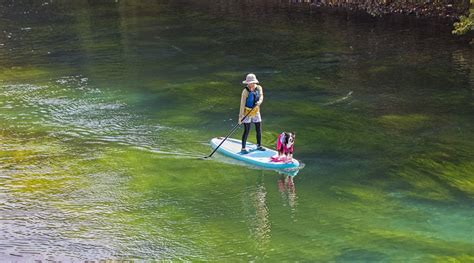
xmin=0 ymin=0 xmax=473 ymax=261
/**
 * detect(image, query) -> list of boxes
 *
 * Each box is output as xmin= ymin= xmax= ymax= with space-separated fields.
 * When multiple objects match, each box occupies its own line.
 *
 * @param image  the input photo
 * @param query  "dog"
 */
xmin=272 ymin=132 xmax=296 ymax=162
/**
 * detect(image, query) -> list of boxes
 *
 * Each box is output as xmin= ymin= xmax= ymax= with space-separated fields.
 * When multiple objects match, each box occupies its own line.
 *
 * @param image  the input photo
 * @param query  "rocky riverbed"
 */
xmin=291 ymin=0 xmax=470 ymax=20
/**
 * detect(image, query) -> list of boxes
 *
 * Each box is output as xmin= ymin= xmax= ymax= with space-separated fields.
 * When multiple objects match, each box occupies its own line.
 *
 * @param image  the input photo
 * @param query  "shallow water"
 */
xmin=0 ymin=0 xmax=473 ymax=261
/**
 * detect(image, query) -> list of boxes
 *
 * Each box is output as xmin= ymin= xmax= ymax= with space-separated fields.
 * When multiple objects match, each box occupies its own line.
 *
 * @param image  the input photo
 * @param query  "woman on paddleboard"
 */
xmin=239 ymin=73 xmax=265 ymax=154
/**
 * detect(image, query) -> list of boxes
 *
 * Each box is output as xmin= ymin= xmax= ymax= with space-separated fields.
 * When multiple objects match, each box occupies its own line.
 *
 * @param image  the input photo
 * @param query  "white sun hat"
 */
xmin=242 ymin=73 xmax=259 ymax=84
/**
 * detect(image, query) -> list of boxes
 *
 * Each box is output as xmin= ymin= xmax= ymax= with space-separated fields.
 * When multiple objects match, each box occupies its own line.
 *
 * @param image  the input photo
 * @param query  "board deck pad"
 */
xmin=210 ymin=137 xmax=300 ymax=170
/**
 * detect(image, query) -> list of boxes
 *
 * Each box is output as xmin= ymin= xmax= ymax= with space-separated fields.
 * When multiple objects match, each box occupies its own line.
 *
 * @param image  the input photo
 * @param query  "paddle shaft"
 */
xmin=205 ymin=107 xmax=256 ymax=158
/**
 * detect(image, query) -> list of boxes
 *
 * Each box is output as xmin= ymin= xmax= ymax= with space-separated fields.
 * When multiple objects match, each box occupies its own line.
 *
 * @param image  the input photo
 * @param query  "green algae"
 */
xmin=379 ymin=114 xmax=431 ymax=133
xmin=396 ymin=157 xmax=474 ymax=200
xmin=0 ymin=66 xmax=50 ymax=83
xmin=433 ymin=255 xmax=474 ymax=262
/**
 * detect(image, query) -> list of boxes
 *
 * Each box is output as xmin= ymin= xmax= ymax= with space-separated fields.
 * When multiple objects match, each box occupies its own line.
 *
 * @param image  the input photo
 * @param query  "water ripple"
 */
xmin=0 ymin=76 xmax=193 ymax=155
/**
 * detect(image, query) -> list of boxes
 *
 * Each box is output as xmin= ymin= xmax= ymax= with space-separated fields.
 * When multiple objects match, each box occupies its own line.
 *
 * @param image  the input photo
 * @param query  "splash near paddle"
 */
xmin=210 ymin=137 xmax=300 ymax=169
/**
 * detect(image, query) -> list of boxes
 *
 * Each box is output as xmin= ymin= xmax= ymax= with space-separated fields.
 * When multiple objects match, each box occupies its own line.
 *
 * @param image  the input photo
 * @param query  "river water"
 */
xmin=0 ymin=0 xmax=473 ymax=261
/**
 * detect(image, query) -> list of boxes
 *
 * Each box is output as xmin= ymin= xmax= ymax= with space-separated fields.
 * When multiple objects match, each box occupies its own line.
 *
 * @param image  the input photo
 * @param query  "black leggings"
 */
xmin=242 ymin=122 xmax=261 ymax=149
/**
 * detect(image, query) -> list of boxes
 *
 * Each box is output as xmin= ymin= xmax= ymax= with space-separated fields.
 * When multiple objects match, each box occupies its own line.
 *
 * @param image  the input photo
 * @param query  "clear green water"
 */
xmin=0 ymin=0 xmax=473 ymax=261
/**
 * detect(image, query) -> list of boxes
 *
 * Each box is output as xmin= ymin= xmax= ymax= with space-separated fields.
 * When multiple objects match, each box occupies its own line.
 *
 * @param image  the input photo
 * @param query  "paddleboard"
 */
xmin=210 ymin=137 xmax=300 ymax=169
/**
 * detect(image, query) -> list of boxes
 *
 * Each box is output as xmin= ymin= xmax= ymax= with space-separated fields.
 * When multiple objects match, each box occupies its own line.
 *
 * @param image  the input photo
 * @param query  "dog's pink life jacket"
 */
xmin=277 ymin=133 xmax=294 ymax=154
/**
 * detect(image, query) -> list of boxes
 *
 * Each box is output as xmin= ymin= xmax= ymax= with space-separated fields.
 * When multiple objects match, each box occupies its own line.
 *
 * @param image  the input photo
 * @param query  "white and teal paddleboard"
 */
xmin=210 ymin=137 xmax=300 ymax=170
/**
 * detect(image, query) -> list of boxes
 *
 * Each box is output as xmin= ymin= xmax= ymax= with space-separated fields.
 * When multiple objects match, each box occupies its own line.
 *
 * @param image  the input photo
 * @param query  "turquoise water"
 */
xmin=0 ymin=0 xmax=473 ymax=261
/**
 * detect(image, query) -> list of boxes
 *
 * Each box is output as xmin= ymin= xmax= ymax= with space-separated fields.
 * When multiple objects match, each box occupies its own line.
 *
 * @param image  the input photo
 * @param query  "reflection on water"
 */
xmin=278 ymin=175 xmax=297 ymax=215
xmin=242 ymin=174 xmax=271 ymax=256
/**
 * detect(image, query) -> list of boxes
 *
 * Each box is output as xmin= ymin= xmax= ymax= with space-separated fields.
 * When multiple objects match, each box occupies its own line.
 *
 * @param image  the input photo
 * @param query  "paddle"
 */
xmin=204 ymin=107 xmax=256 ymax=159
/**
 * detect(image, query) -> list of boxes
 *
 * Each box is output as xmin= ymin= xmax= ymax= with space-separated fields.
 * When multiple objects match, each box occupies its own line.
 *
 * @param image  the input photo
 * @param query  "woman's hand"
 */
xmin=238 ymin=116 xmax=242 ymax=125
